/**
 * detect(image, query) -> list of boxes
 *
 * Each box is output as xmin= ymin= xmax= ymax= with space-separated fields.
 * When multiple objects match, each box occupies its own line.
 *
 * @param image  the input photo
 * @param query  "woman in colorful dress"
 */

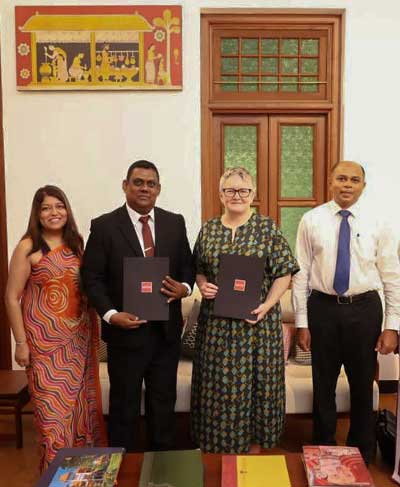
xmin=191 ymin=167 xmax=299 ymax=453
xmin=5 ymin=185 xmax=105 ymax=472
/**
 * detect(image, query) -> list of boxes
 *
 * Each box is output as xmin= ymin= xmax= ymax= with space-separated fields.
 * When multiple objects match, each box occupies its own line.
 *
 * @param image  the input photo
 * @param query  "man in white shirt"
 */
xmin=292 ymin=160 xmax=400 ymax=463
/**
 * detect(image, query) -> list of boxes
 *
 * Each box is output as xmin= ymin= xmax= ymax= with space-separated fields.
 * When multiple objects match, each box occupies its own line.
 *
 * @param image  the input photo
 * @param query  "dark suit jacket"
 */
xmin=81 ymin=205 xmax=195 ymax=348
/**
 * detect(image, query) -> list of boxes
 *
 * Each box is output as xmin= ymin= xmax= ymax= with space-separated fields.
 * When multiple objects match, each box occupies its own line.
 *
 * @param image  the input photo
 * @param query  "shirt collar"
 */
xmin=125 ymin=203 xmax=155 ymax=225
xmin=328 ymin=199 xmax=361 ymax=219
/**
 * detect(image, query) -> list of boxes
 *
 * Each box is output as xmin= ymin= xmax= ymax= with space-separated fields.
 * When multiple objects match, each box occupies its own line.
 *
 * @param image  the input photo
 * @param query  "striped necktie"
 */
xmin=139 ymin=215 xmax=154 ymax=257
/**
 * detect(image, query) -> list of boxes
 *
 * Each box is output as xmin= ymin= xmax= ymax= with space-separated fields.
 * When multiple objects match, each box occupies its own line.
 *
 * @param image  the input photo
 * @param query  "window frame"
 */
xmin=214 ymin=28 xmax=329 ymax=100
xmin=201 ymin=8 xmax=345 ymax=222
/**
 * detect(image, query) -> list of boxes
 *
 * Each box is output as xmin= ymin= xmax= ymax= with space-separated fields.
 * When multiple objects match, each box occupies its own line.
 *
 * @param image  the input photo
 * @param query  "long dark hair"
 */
xmin=22 ymin=185 xmax=84 ymax=257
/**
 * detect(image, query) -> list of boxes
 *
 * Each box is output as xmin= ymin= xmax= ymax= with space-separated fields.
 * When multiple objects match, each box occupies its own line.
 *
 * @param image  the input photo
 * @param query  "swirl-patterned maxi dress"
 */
xmin=21 ymin=245 xmax=105 ymax=471
xmin=191 ymin=214 xmax=299 ymax=453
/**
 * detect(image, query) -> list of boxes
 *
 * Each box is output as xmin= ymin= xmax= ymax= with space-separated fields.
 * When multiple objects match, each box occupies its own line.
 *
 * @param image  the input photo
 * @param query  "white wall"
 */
xmin=2 ymin=0 xmax=400 ymax=246
xmin=2 ymin=0 xmax=400 ymax=375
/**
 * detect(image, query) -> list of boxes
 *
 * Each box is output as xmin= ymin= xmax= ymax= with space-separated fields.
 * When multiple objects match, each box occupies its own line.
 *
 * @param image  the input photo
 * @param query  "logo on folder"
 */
xmin=141 ymin=281 xmax=153 ymax=293
xmin=233 ymin=279 xmax=246 ymax=292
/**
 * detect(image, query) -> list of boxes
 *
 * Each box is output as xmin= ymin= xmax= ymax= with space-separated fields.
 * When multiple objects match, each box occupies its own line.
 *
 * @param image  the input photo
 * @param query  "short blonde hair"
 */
xmin=219 ymin=166 xmax=254 ymax=191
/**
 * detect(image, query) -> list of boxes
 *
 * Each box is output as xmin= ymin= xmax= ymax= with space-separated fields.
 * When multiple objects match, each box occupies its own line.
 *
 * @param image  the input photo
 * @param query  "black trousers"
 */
xmin=308 ymin=290 xmax=382 ymax=463
xmin=107 ymin=326 xmax=180 ymax=452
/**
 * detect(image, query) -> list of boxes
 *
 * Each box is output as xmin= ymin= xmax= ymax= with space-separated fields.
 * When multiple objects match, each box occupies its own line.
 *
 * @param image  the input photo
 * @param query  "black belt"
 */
xmin=311 ymin=289 xmax=377 ymax=304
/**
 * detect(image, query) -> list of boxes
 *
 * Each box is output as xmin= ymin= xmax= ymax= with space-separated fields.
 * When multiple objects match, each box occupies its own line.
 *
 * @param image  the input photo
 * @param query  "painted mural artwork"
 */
xmin=15 ymin=5 xmax=182 ymax=90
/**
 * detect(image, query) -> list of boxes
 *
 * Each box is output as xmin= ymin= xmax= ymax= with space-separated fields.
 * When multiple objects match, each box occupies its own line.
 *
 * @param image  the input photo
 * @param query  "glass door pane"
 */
xmin=223 ymin=125 xmax=258 ymax=185
xmin=280 ymin=206 xmax=312 ymax=252
xmin=280 ymin=125 xmax=314 ymax=198
xmin=208 ymin=116 xmax=269 ymax=219
xmin=268 ymin=115 xmax=326 ymax=229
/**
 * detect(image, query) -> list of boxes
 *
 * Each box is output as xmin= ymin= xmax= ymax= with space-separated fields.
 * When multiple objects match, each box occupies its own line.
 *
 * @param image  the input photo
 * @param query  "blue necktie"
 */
xmin=333 ymin=210 xmax=351 ymax=295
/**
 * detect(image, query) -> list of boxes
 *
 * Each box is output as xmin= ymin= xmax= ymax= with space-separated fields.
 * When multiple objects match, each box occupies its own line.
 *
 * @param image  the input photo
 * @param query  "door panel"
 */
xmin=210 ymin=113 xmax=326 ymax=252
xmin=212 ymin=115 xmax=268 ymax=215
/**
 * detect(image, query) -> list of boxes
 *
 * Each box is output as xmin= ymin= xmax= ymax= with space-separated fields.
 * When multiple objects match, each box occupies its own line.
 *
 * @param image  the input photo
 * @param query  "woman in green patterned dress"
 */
xmin=191 ymin=167 xmax=299 ymax=453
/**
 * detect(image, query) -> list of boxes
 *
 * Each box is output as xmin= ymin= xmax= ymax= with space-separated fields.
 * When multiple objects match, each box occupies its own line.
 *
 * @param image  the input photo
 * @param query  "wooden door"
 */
xmin=208 ymin=113 xmax=326 ymax=251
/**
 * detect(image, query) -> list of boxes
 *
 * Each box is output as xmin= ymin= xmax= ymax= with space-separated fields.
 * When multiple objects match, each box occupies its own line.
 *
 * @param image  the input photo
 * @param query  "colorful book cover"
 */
xmin=303 ymin=446 xmax=374 ymax=486
xmin=35 ymin=447 xmax=125 ymax=487
xmin=139 ymin=449 xmax=203 ymax=487
xmin=221 ymin=455 xmax=291 ymax=487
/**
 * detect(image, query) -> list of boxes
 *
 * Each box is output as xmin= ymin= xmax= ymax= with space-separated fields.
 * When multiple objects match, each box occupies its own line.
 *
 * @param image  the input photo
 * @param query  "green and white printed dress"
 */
xmin=190 ymin=213 xmax=299 ymax=453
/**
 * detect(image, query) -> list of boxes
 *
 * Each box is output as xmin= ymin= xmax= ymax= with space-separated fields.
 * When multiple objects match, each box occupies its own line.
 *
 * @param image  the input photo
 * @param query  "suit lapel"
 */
xmin=116 ymin=205 xmax=143 ymax=256
xmin=154 ymin=207 xmax=168 ymax=257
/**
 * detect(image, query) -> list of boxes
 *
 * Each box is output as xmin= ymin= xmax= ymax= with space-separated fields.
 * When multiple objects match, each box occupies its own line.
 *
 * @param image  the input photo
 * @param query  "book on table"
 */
xmin=35 ymin=447 xmax=125 ymax=487
xmin=213 ymin=254 xmax=265 ymax=320
xmin=123 ymin=256 xmax=169 ymax=321
xmin=139 ymin=449 xmax=203 ymax=487
xmin=302 ymin=445 xmax=375 ymax=486
xmin=221 ymin=454 xmax=291 ymax=487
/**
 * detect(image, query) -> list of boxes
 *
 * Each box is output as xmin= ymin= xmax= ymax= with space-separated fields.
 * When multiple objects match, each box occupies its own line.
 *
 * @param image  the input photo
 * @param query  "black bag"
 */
xmin=376 ymin=408 xmax=397 ymax=466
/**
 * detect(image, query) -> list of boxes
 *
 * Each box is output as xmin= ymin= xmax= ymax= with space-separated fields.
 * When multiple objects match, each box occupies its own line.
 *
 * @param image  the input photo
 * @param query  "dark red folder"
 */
xmin=123 ymin=257 xmax=169 ymax=321
xmin=213 ymin=254 xmax=265 ymax=320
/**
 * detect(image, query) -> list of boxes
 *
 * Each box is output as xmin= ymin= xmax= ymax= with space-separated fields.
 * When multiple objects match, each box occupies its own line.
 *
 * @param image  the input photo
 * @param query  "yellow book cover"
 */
xmin=234 ymin=455 xmax=291 ymax=487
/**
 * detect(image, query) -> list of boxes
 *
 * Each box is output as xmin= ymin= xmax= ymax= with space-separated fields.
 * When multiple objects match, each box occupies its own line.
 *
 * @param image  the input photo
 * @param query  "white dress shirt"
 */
xmin=292 ymin=200 xmax=400 ymax=330
xmin=126 ymin=204 xmax=156 ymax=254
xmin=103 ymin=204 xmax=191 ymax=323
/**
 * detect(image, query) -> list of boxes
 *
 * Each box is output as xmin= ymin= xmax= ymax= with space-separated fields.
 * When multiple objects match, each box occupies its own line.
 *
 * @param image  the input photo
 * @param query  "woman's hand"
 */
xmin=15 ymin=342 xmax=30 ymax=368
xmin=246 ymin=302 xmax=271 ymax=324
xmin=198 ymin=281 xmax=218 ymax=300
xmin=6 ymin=239 xmax=33 ymax=369
xmin=246 ymin=274 xmax=292 ymax=324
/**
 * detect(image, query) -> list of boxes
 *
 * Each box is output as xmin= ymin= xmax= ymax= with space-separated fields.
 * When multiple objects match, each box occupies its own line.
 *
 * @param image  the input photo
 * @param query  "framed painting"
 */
xmin=15 ymin=5 xmax=182 ymax=90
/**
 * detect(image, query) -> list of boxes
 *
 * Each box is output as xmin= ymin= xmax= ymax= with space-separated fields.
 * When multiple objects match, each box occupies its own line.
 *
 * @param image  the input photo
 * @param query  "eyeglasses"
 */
xmin=221 ymin=188 xmax=253 ymax=198
xmin=132 ymin=178 xmax=159 ymax=189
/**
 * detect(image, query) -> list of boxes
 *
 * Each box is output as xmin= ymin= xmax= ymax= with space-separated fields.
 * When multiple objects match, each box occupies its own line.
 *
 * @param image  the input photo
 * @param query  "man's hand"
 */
xmin=161 ymin=276 xmax=188 ymax=303
xmin=110 ymin=312 xmax=147 ymax=329
xmin=375 ymin=329 xmax=399 ymax=355
xmin=297 ymin=328 xmax=311 ymax=352
xmin=198 ymin=281 xmax=218 ymax=300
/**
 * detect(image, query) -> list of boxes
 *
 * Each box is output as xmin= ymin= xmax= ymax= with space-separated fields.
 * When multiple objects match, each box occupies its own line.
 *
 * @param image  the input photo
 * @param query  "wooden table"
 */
xmin=0 ymin=370 xmax=30 ymax=448
xmin=117 ymin=450 xmax=309 ymax=487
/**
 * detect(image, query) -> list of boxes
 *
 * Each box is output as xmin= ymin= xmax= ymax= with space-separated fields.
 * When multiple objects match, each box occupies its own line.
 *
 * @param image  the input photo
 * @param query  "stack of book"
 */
xmin=221 ymin=454 xmax=291 ymax=487
xmin=302 ymin=445 xmax=375 ymax=486
xmin=35 ymin=447 xmax=125 ymax=487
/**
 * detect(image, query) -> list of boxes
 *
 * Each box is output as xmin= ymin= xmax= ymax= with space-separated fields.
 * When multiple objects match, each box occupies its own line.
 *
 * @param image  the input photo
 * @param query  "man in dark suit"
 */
xmin=81 ymin=160 xmax=194 ymax=451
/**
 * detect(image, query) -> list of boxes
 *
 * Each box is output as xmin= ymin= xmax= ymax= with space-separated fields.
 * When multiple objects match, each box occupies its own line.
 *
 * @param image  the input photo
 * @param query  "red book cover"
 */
xmin=222 ymin=455 xmax=238 ymax=487
xmin=302 ymin=446 xmax=374 ymax=486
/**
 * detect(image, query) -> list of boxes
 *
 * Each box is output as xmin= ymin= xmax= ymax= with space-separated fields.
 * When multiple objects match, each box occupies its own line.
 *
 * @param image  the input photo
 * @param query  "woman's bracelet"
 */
xmin=15 ymin=340 xmax=27 ymax=345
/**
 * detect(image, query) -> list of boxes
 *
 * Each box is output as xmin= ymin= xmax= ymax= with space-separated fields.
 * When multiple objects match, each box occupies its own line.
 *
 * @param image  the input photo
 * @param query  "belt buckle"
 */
xmin=337 ymin=295 xmax=352 ymax=304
